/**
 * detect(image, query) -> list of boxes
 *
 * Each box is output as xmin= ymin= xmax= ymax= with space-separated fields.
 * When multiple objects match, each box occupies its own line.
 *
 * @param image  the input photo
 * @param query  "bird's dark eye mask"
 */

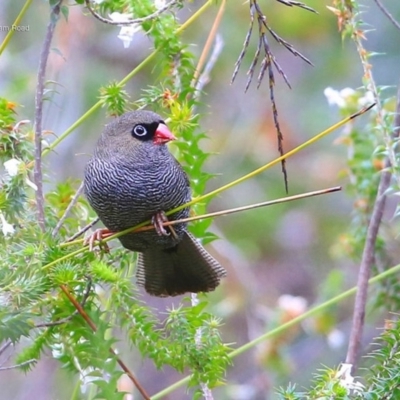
xmin=131 ymin=121 xmax=160 ymax=141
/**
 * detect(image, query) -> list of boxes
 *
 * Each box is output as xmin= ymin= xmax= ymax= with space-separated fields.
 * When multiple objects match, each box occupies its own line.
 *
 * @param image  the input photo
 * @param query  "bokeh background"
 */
xmin=1 ymin=0 xmax=400 ymax=398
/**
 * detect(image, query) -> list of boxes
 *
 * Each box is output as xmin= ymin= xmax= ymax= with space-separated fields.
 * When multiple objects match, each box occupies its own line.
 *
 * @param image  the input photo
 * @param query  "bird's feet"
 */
xmin=84 ymin=228 xmax=114 ymax=252
xmin=152 ymin=211 xmax=170 ymax=236
xmin=152 ymin=211 xmax=178 ymax=240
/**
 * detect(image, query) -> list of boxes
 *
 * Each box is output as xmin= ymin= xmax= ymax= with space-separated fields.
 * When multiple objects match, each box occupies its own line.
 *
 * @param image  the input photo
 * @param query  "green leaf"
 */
xmin=0 ymin=311 xmax=35 ymax=343
xmin=61 ymin=5 xmax=69 ymax=21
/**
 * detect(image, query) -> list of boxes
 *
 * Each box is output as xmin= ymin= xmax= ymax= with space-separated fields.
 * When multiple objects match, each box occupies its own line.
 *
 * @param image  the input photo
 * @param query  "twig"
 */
xmin=52 ymin=182 xmax=85 ymax=237
xmin=0 ymin=359 xmax=36 ymax=371
xmin=59 ymin=284 xmax=150 ymax=400
xmin=194 ymin=34 xmax=224 ymax=100
xmin=275 ymin=0 xmax=317 ymax=12
xmin=192 ymin=0 xmax=226 ymax=90
xmin=34 ymin=0 xmax=62 ymax=231
xmin=345 ymin=87 xmax=400 ymax=369
xmin=373 ymin=0 xmax=400 ymax=30
xmin=66 ymin=216 xmax=99 ymax=242
xmin=35 ymin=279 xmax=92 ymax=328
xmin=64 ymin=186 xmax=342 ymax=248
xmin=0 ymin=340 xmax=12 ymax=357
xmin=231 ymin=0 xmax=314 ymax=193
xmin=134 ymin=187 xmax=342 ymax=233
xmin=231 ymin=0 xmax=313 ymax=86
xmin=84 ymin=0 xmax=179 ymax=25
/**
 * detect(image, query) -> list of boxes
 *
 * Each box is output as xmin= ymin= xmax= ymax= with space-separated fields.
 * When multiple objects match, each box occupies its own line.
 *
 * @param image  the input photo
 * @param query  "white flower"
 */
xmin=324 ymin=87 xmax=355 ymax=108
xmin=3 ymin=158 xmax=22 ymax=177
xmin=336 ymin=363 xmax=365 ymax=395
xmin=154 ymin=0 xmax=166 ymax=9
xmin=324 ymin=87 xmax=345 ymax=107
xmin=109 ymin=11 xmax=132 ymax=23
xmin=109 ymin=12 xmax=142 ymax=48
xmin=340 ymin=87 xmax=355 ymax=98
xmin=0 ymin=212 xmax=15 ymax=236
xmin=118 ymin=25 xmax=142 ymax=48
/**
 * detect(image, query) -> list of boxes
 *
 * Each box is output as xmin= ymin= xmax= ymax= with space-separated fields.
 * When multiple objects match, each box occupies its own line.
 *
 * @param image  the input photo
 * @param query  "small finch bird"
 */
xmin=84 ymin=110 xmax=226 ymax=297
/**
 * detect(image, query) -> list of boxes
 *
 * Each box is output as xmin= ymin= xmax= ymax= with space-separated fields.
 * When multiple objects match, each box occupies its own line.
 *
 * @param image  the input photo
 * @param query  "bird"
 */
xmin=84 ymin=110 xmax=226 ymax=297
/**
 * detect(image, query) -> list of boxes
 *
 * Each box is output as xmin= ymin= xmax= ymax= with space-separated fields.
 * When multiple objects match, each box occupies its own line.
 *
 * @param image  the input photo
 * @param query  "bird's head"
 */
xmin=96 ymin=110 xmax=176 ymax=158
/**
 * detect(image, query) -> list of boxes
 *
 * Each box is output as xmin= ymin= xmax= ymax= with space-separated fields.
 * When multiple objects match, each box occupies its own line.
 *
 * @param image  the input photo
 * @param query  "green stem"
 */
xmin=42 ymin=247 xmax=86 ymax=272
xmin=151 ymin=262 xmax=400 ymax=399
xmin=0 ymin=0 xmax=33 ymax=56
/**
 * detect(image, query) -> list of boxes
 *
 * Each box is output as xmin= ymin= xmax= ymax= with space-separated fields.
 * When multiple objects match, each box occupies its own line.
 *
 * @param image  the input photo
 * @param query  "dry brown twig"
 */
xmin=231 ymin=0 xmax=316 ymax=193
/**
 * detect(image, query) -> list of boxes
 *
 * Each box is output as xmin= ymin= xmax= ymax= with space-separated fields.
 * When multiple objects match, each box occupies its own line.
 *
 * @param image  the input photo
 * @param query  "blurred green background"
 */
xmin=1 ymin=0 xmax=400 ymax=398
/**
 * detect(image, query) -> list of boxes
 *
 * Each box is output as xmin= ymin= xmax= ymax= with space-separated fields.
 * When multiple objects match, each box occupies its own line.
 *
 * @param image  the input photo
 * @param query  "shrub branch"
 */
xmin=34 ymin=0 xmax=63 ymax=231
xmin=345 ymin=87 xmax=400 ymax=368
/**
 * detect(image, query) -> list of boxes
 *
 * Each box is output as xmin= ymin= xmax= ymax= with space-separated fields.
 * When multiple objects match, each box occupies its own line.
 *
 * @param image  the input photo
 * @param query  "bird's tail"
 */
xmin=136 ymin=231 xmax=226 ymax=297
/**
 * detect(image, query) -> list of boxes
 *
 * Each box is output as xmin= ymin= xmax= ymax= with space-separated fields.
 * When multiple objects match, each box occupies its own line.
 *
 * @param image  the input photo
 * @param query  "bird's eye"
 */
xmin=133 ymin=125 xmax=147 ymax=137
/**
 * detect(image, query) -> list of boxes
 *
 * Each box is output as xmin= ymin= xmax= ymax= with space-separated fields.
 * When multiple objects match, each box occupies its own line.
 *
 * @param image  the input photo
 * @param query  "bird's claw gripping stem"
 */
xmin=152 ymin=211 xmax=170 ymax=237
xmin=84 ymin=228 xmax=114 ymax=252
xmin=152 ymin=211 xmax=179 ymax=239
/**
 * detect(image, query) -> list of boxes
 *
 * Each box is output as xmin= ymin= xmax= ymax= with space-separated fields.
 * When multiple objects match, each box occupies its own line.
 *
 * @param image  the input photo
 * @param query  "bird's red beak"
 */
xmin=154 ymin=123 xmax=176 ymax=145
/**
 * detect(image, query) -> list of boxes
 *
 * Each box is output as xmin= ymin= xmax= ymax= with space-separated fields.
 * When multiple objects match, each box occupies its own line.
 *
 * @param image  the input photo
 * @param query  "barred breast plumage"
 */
xmin=84 ymin=110 xmax=226 ymax=297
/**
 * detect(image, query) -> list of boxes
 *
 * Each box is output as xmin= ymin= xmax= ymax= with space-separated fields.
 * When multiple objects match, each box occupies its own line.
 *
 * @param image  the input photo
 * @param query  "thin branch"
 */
xmin=66 ymin=217 xmax=99 ymax=242
xmin=66 ymin=186 xmax=342 ymax=248
xmin=194 ymin=34 xmax=224 ymax=100
xmin=52 ymin=182 xmax=85 ymax=237
xmin=0 ymin=359 xmax=36 ymax=371
xmin=231 ymin=2 xmax=255 ymax=84
xmin=231 ymin=0 xmax=314 ymax=192
xmin=134 ymin=187 xmax=342 ymax=233
xmin=231 ymin=0 xmax=313 ymax=86
xmin=192 ymin=0 xmax=226 ymax=90
xmin=373 ymin=0 xmax=400 ymax=30
xmin=34 ymin=1 xmax=62 ymax=231
xmin=0 ymin=340 xmax=12 ymax=357
xmin=275 ymin=0 xmax=317 ymax=13
xmin=35 ymin=280 xmax=92 ymax=328
xmin=345 ymin=87 xmax=400 ymax=369
xmin=59 ymin=284 xmax=150 ymax=400
xmin=84 ymin=0 xmax=179 ymax=25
